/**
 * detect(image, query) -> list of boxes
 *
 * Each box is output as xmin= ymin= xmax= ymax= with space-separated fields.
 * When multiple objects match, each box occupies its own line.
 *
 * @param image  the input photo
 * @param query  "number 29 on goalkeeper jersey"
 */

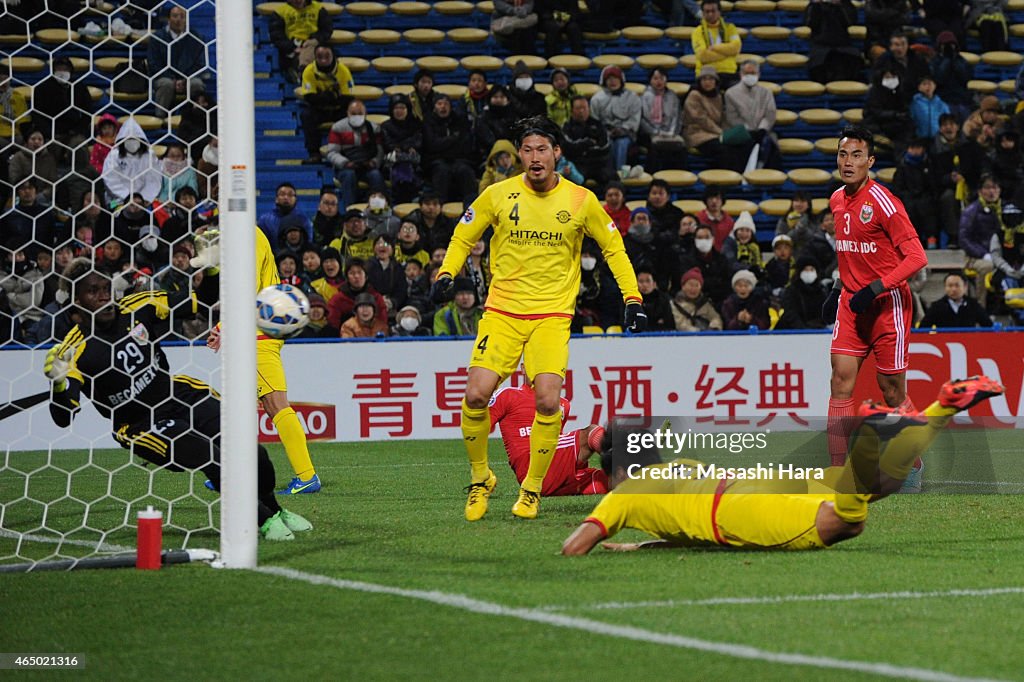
xmin=439 ymin=174 xmax=641 ymax=317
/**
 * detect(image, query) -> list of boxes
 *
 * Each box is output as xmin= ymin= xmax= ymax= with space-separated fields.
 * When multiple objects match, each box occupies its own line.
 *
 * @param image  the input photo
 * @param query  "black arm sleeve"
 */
xmin=49 ymin=377 xmax=83 ymax=428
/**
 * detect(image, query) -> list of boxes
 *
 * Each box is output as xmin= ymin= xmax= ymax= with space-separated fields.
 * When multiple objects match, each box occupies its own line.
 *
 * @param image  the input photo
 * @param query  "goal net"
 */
xmin=0 ymin=0 xmax=239 ymax=571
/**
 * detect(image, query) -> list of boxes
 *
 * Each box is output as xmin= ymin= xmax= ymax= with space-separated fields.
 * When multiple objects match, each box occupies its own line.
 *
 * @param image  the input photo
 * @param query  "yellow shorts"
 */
xmin=715 ymin=492 xmax=829 ymax=551
xmin=469 ymin=311 xmax=571 ymax=381
xmin=256 ymin=338 xmax=287 ymax=398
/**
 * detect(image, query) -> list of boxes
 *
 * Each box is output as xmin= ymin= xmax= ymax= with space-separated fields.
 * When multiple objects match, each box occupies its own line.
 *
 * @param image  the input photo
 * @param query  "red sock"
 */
xmin=827 ymin=398 xmax=857 ymax=467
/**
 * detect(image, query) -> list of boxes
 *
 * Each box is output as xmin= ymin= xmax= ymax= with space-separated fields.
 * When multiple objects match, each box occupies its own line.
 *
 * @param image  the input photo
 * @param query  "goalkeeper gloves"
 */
xmin=849 ymin=279 xmax=885 ymax=314
xmin=430 ymin=274 xmax=455 ymax=304
xmin=189 ymin=230 xmax=221 ymax=272
xmin=44 ymin=345 xmax=76 ymax=393
xmin=624 ymin=301 xmax=648 ymax=333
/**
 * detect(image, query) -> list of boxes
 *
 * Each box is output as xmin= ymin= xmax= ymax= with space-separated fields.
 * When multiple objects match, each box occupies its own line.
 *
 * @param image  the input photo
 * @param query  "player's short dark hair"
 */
xmin=839 ymin=125 xmax=875 ymax=156
xmin=648 ymin=178 xmax=670 ymax=193
xmin=512 ymin=115 xmax=562 ymax=149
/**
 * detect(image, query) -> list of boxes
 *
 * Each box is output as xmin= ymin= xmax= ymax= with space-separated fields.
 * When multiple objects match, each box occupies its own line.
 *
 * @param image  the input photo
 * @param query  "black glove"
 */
xmin=430 ymin=274 xmax=455 ymax=304
xmin=821 ymin=287 xmax=840 ymax=325
xmin=624 ymin=301 xmax=648 ymax=333
xmin=848 ymin=279 xmax=885 ymax=314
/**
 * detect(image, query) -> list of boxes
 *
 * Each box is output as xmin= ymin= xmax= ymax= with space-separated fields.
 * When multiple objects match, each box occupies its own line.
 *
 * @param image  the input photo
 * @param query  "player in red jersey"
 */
xmin=822 ymin=127 xmax=928 ymax=482
xmin=489 ymin=381 xmax=608 ymax=497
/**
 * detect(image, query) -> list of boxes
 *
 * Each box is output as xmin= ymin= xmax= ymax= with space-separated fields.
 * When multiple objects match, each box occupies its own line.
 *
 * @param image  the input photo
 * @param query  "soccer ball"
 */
xmin=256 ymin=284 xmax=310 ymax=338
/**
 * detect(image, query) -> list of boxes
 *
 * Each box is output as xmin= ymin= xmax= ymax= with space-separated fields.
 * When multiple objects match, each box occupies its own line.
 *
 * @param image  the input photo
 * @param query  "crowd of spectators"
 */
xmin=4 ymin=0 xmax=1022 ymax=345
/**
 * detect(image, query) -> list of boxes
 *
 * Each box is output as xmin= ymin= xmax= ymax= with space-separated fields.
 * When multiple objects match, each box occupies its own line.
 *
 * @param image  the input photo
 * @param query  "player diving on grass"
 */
xmin=190 ymin=227 xmax=321 ymax=495
xmin=430 ymin=116 xmax=646 ymax=521
xmin=490 ymin=371 xmax=608 ymax=497
xmin=561 ymin=376 xmax=1003 ymax=555
xmin=822 ymin=126 xmax=929 ymax=489
xmin=44 ymin=259 xmax=312 ymax=540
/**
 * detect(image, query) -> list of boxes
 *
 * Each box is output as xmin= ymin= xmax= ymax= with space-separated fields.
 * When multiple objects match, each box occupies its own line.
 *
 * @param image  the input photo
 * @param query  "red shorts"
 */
xmin=508 ymin=430 xmax=609 ymax=496
xmin=830 ymin=284 xmax=911 ymax=374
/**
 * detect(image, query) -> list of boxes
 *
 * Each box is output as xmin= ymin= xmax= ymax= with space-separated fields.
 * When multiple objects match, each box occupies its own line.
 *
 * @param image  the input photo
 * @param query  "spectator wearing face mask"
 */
xmin=508 ymin=61 xmax=546 ymax=118
xmin=32 ymin=56 xmax=93 ymax=149
xmin=101 ymin=117 xmax=162 ymax=207
xmin=133 ymin=225 xmax=168 ymax=273
xmin=157 ymin=141 xmax=198 ymax=203
xmin=391 ymin=304 xmax=430 ymax=336
xmin=575 ymin=242 xmax=623 ymax=330
xmin=364 ymin=190 xmax=400 ymax=238
xmin=680 ymin=225 xmax=732 ymax=306
xmin=775 ymin=255 xmax=828 ymax=329
xmin=327 ymin=100 xmax=385 ymax=209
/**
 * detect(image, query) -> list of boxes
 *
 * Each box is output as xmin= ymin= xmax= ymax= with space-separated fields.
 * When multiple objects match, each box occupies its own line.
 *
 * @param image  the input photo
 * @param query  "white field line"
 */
xmin=0 ymin=527 xmax=134 ymax=554
xmin=255 ymin=566 xmax=1006 ymax=682
xmin=544 ymin=587 xmax=1024 ymax=612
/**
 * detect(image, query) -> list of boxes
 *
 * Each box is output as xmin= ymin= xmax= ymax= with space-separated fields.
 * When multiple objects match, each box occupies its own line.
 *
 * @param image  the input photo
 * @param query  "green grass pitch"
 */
xmin=2 ymin=435 xmax=1023 ymax=681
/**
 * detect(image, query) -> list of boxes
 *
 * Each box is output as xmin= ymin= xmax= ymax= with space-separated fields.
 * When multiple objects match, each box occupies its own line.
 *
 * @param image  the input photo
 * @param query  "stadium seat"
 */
xmin=447 ymin=27 xmax=489 ymax=43
xmin=119 ymin=114 xmax=165 ymax=131
xmin=2 ymin=57 xmax=44 ymax=73
xmin=737 ymin=53 xmax=766 ymax=65
xmin=768 ymin=109 xmax=795 ymax=128
xmin=373 ymin=57 xmax=414 ymax=73
xmin=826 ymin=80 xmax=869 ymax=97
xmin=782 ymin=81 xmax=826 ymax=97
xmin=758 ymin=198 xmax=791 ymax=216
xmin=699 ymin=169 xmax=743 ymax=186
xmin=777 ymin=138 xmax=814 ymax=155
xmin=403 ymin=29 xmax=445 ymax=44
xmin=847 ymin=25 xmax=867 ymax=39
xmin=842 ymin=108 xmax=863 ymax=124
xmin=735 ymin=0 xmax=777 ymax=10
xmin=799 ymin=109 xmax=842 ymax=126
xmin=330 ymin=30 xmax=357 ymax=45
xmin=534 ymin=83 xmax=553 ymax=95
xmin=811 ymin=197 xmax=830 ymax=213
xmin=443 ymin=201 xmax=465 ymax=218
xmin=1011 ymin=24 xmax=1024 ymax=37
xmin=814 ymin=137 xmax=841 ymax=155
xmin=667 ymin=82 xmax=691 ymax=97
xmin=255 ymin=3 xmax=282 ymax=15
xmin=322 ymin=2 xmax=343 ymax=14
xmin=792 ymin=25 xmax=811 ymax=40
xmin=95 ymin=57 xmax=130 ymax=73
xmin=960 ymin=51 xmax=981 ymax=66
xmin=625 ymin=83 xmax=645 ymax=95
xmin=416 ymin=56 xmax=459 ymax=72
xmin=636 ymin=54 xmax=679 ymax=70
xmin=777 ymin=0 xmax=809 ymax=11
xmin=757 ymin=81 xmax=782 ymax=95
xmin=391 ymin=1 xmax=431 ymax=15
xmin=788 ymin=168 xmax=832 ymax=186
xmin=766 ymin=53 xmax=808 ymax=69
xmin=981 ymin=51 xmax=1022 ymax=67
xmin=968 ymin=79 xmax=998 ymax=94
xmin=460 ymin=55 xmax=504 ymax=71
xmin=351 ymin=84 xmax=384 ymax=101
xmin=35 ymin=28 xmax=80 ymax=45
xmin=626 ymin=199 xmax=647 ymax=210
xmin=503 ymin=55 xmax=547 ymax=71
xmin=605 ymin=325 xmax=623 ymax=333
xmin=340 ymin=57 xmax=370 ymax=73
xmin=723 ymin=199 xmax=758 ymax=216
xmin=999 ymin=79 xmax=1016 ymax=94
xmin=109 ymin=87 xmax=148 ymax=103
xmin=665 ymin=26 xmax=694 ymax=40
xmin=876 ymin=167 xmax=897 ymax=183
xmin=385 ymin=84 xmax=415 ymax=96
xmin=680 ymin=55 xmax=698 ymax=70
xmin=435 ymin=83 xmax=467 ymax=98
xmin=653 ymin=169 xmax=699 ymax=187
xmin=581 ymin=325 xmax=604 ymax=334
xmin=623 ymin=171 xmax=653 ymax=187
xmin=743 ymin=169 xmax=787 ymax=186
xmin=583 ymin=30 xmax=622 ymax=41
xmin=69 ymin=57 xmax=91 ymax=73
xmin=548 ymin=54 xmax=591 ymax=71
xmin=347 ymin=2 xmax=388 ymax=16
xmin=435 ymin=1 xmax=476 ymax=15
xmin=592 ymin=54 xmax=635 ymax=69
xmin=393 ymin=202 xmax=418 ymax=218
xmin=574 ymin=83 xmax=600 ymax=97
xmin=477 ymin=1 xmax=495 ymax=13
xmin=359 ymin=29 xmax=401 ymax=45
xmin=751 ymin=26 xmax=791 ymax=40
xmin=0 ymin=34 xmax=25 ymax=46
xmin=673 ymin=199 xmax=706 ymax=213
xmin=621 ymin=26 xmax=664 ymax=41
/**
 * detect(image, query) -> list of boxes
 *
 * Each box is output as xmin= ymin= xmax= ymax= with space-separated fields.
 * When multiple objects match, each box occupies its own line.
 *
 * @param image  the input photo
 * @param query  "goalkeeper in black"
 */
xmin=44 ymin=258 xmax=310 ymax=541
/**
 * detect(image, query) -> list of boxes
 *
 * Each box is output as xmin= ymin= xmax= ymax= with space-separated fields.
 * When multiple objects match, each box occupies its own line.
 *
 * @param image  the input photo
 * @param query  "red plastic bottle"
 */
xmin=136 ymin=506 xmax=163 ymax=570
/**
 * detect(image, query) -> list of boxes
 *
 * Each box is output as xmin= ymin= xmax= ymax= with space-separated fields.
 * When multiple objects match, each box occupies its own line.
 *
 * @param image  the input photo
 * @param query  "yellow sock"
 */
xmin=877 ymin=400 xmax=951 ymax=480
xmin=272 ymin=407 xmax=315 ymax=480
xmin=522 ymin=411 xmax=561 ymax=493
xmin=830 ymin=418 xmax=883 ymax=523
xmin=462 ymin=400 xmax=491 ymax=483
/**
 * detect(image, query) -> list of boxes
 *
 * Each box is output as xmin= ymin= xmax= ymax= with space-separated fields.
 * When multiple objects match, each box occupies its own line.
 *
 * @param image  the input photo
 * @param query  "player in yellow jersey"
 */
xmin=190 ymin=228 xmax=320 ymax=494
xmin=430 ymin=116 xmax=647 ymax=521
xmin=561 ymin=376 xmax=1003 ymax=555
